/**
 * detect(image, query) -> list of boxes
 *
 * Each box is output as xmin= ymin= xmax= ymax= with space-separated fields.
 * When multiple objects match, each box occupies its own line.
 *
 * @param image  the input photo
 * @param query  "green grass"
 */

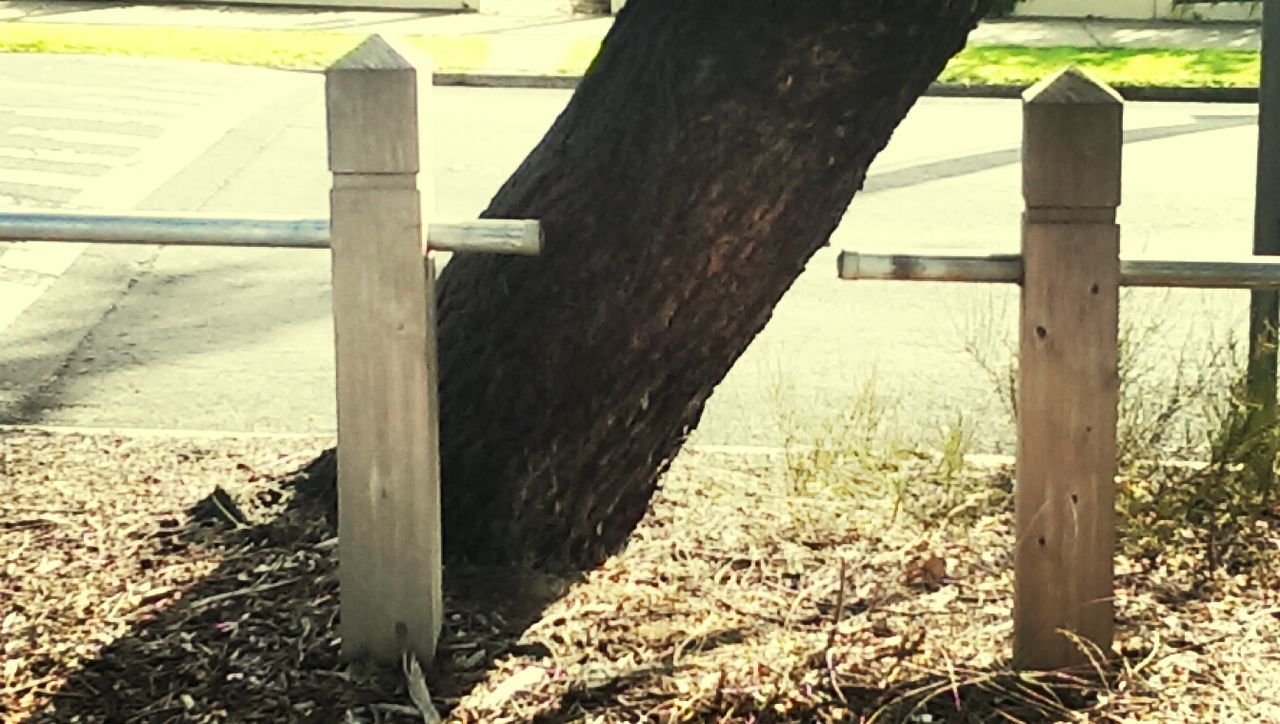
xmin=942 ymin=45 xmax=1260 ymax=88
xmin=0 ymin=25 xmax=360 ymax=70
xmin=0 ymin=24 xmax=1264 ymax=88
xmin=0 ymin=24 xmax=549 ymax=73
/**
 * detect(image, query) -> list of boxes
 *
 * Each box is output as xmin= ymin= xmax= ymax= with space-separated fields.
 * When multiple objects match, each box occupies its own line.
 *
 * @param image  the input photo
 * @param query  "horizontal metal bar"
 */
xmin=0 ymin=211 xmax=541 ymax=255
xmin=1121 ymin=259 xmax=1280 ymax=289
xmin=427 ymin=219 xmax=542 ymax=256
xmin=0 ymin=211 xmax=330 ymax=248
xmin=839 ymin=251 xmax=1280 ymax=290
xmin=837 ymin=250 xmax=1022 ymax=284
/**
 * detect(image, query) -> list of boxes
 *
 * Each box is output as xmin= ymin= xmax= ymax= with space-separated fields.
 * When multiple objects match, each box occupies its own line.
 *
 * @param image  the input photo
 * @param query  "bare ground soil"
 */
xmin=2 ymin=428 xmax=1279 ymax=722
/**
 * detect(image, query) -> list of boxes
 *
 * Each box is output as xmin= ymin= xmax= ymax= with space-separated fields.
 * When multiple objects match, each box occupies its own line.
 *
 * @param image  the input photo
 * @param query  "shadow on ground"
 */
xmin=15 ymin=450 xmax=1121 ymax=721
xmin=524 ymin=670 xmax=1105 ymax=723
xmin=0 ymin=250 xmax=335 ymax=430
xmin=864 ymin=113 xmax=1255 ymax=195
xmin=28 ymin=467 xmax=569 ymax=723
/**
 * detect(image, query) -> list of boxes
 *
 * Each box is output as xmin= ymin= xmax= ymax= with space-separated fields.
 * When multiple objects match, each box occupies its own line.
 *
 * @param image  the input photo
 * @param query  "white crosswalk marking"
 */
xmin=0 ymin=55 xmax=306 ymax=334
xmin=0 ymin=280 xmax=44 ymax=332
xmin=5 ymin=126 xmax=154 ymax=147
xmin=0 ymin=105 xmax=175 ymax=124
xmin=0 ymin=146 xmax=123 ymax=164
xmin=0 ymin=242 xmax=88 ymax=277
xmin=0 ymin=167 xmax=102 ymax=188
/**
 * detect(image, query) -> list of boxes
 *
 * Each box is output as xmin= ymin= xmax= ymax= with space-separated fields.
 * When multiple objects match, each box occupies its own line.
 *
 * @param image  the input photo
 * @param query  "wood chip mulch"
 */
xmin=3 ymin=429 xmax=1279 ymax=722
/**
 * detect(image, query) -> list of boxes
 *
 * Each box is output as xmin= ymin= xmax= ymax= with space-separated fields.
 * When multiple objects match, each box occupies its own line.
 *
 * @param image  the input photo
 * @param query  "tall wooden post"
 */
xmin=325 ymin=35 xmax=442 ymax=663
xmin=1015 ymin=67 xmax=1122 ymax=670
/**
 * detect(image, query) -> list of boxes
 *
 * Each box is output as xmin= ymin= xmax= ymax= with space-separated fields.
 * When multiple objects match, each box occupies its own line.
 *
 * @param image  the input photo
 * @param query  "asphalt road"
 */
xmin=0 ymin=55 xmax=314 ymax=417
xmin=0 ymin=56 xmax=1262 ymax=456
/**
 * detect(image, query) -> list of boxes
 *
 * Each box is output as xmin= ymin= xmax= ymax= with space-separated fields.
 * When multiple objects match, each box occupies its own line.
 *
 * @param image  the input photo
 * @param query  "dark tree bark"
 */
xmin=306 ymin=0 xmax=993 ymax=570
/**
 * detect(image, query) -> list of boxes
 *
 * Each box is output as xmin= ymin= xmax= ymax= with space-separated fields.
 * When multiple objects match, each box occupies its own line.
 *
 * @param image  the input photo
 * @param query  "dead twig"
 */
xmin=188 ymin=578 xmax=298 ymax=610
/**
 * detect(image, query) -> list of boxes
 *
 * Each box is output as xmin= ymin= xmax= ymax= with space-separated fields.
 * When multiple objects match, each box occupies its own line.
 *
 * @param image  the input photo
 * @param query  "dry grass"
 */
xmin=2 ymin=429 xmax=1279 ymax=722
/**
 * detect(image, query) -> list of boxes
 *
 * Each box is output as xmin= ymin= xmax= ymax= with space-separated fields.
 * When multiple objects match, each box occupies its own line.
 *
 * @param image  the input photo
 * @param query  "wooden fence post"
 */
xmin=1015 ymin=67 xmax=1123 ymax=670
xmin=325 ymin=35 xmax=442 ymax=663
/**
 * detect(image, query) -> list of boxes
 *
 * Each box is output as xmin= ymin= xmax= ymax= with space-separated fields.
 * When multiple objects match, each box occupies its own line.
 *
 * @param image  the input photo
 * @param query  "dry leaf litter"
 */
xmin=2 ymin=429 xmax=1279 ymax=722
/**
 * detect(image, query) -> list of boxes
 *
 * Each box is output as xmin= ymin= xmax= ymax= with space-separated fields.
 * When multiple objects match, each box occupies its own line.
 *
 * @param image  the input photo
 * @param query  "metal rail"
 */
xmin=0 ymin=211 xmax=542 ymax=256
xmin=838 ymin=250 xmax=1280 ymax=290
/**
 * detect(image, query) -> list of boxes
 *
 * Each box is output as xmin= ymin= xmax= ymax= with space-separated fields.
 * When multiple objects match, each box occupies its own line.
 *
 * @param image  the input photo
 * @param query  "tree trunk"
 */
xmin=307 ymin=0 xmax=993 ymax=570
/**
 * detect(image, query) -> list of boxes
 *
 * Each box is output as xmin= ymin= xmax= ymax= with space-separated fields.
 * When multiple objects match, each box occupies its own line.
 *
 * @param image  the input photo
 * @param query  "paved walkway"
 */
xmin=0 ymin=70 xmax=1261 ymax=442
xmin=0 ymin=2 xmax=1264 ymax=52
xmin=0 ymin=54 xmax=316 ymax=418
xmin=0 ymin=4 xmax=1266 ymax=439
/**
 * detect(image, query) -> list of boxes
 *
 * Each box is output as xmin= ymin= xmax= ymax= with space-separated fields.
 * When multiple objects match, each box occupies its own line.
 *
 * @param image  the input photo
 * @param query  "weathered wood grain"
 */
xmin=326 ymin=35 xmax=442 ymax=664
xmin=1015 ymin=67 xmax=1122 ymax=671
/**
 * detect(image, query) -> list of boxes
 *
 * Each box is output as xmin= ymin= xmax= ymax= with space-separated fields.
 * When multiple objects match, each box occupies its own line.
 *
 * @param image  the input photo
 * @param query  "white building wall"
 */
xmin=609 ymin=0 xmax=1261 ymax=21
xmin=1012 ymin=0 xmax=1261 ymax=21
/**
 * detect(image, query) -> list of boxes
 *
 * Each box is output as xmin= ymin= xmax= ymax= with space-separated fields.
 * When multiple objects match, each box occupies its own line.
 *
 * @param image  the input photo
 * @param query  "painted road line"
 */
xmin=0 ymin=242 xmax=89 ymax=277
xmin=0 ymin=155 xmax=113 ymax=178
xmin=0 ymin=182 xmax=79 ymax=205
xmin=0 ymin=279 xmax=45 ymax=332
xmin=0 ymin=167 xmax=111 ymax=189
xmin=0 ymin=133 xmax=140 ymax=158
xmin=0 ymin=105 xmax=177 ymax=124
xmin=0 ymin=146 xmax=127 ymax=165
xmin=0 ymin=59 xmax=306 ymax=335
xmin=0 ymin=102 xmax=183 ymax=121
xmin=0 ymin=93 xmax=187 ymax=117
xmin=1 ymin=94 xmax=191 ymax=118
xmin=0 ymin=423 xmax=335 ymax=439
xmin=5 ymin=126 xmax=149 ymax=149
xmin=4 ymin=115 xmax=166 ymax=138
xmin=76 ymin=85 xmax=296 ymax=210
xmin=1 ymin=77 xmax=227 ymax=105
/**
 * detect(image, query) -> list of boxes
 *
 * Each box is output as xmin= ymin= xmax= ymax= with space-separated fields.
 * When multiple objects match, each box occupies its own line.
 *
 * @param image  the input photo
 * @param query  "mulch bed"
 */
xmin=3 ymin=428 xmax=1279 ymax=722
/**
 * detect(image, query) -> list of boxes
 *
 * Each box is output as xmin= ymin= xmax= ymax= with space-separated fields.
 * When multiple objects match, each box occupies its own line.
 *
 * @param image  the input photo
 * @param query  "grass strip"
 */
xmin=0 ymin=24 xmax=1263 ymax=88
xmin=942 ymin=45 xmax=1259 ymax=88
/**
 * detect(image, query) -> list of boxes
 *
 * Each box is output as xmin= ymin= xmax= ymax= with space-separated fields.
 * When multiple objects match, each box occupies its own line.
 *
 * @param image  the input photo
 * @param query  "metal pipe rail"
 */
xmin=838 ymin=250 xmax=1280 ymax=290
xmin=0 ymin=210 xmax=542 ymax=256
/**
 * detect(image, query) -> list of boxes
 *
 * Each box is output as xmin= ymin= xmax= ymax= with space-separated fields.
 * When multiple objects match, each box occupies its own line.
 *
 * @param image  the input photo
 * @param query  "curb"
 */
xmin=432 ymin=73 xmax=1260 ymax=103
xmin=926 ymin=82 xmax=1259 ymax=103
xmin=434 ymin=72 xmax=579 ymax=89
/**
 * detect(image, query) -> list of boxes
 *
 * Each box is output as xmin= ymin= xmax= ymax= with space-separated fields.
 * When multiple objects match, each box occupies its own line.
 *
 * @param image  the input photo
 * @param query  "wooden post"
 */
xmin=325 ymin=35 xmax=441 ymax=663
xmin=1015 ymin=67 xmax=1122 ymax=670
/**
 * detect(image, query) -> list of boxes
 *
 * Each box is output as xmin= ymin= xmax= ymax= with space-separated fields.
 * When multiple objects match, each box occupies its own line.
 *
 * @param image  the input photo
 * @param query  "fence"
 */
xmin=839 ymin=66 xmax=1280 ymax=671
xmin=8 ymin=45 xmax=1270 ymax=679
xmin=0 ymin=35 xmax=538 ymax=665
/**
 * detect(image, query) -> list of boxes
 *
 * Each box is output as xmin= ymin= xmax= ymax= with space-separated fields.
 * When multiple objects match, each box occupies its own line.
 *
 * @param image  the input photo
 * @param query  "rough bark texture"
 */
xmin=428 ymin=0 xmax=992 ymax=569
xmin=301 ymin=0 xmax=994 ymax=569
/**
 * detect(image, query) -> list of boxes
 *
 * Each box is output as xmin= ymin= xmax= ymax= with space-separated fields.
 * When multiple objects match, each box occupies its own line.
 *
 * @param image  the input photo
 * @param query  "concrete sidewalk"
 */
xmin=2 ymin=76 xmax=1260 ymax=441
xmin=0 ymin=2 xmax=1264 ymax=52
xmin=0 ymin=14 xmax=1262 ymax=438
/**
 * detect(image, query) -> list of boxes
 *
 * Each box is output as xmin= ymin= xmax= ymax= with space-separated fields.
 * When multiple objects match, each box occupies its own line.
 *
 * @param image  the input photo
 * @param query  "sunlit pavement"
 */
xmin=0 ymin=58 xmax=1261 ymax=455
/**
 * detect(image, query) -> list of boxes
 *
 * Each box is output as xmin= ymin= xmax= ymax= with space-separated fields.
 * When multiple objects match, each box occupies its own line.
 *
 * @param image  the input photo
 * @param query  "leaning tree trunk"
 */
xmin=307 ymin=0 xmax=993 ymax=570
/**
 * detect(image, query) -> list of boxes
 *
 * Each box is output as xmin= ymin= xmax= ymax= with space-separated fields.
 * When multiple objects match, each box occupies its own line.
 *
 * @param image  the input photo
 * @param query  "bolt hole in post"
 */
xmin=1015 ymin=67 xmax=1121 ymax=671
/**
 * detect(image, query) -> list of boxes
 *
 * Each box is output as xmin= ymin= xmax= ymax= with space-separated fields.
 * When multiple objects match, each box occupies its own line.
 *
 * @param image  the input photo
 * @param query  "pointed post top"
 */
xmin=326 ymin=34 xmax=434 ymax=176
xmin=330 ymin=34 xmax=414 ymax=72
xmin=1023 ymin=66 xmax=1123 ymax=106
xmin=1022 ymin=66 xmax=1123 ymax=213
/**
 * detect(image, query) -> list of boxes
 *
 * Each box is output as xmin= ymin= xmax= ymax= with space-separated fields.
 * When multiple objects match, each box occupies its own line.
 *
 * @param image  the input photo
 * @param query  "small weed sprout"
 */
xmin=768 ymin=365 xmax=1001 ymax=528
